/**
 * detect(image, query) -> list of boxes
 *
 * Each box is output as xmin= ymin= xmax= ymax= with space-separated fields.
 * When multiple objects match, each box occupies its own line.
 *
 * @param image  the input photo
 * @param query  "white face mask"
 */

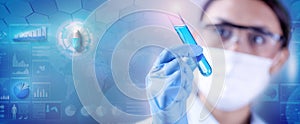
xmin=196 ymin=48 xmax=273 ymax=111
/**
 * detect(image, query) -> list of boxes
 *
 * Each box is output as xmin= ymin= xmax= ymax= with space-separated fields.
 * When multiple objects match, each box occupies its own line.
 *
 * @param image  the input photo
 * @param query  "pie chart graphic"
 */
xmin=13 ymin=81 xmax=30 ymax=99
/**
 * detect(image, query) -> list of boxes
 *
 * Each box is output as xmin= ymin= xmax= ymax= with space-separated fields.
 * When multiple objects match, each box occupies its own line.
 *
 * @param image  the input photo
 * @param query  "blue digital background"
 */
xmin=0 ymin=0 xmax=299 ymax=124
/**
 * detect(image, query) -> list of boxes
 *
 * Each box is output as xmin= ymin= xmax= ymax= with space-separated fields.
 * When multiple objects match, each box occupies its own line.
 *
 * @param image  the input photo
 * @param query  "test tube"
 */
xmin=171 ymin=16 xmax=212 ymax=76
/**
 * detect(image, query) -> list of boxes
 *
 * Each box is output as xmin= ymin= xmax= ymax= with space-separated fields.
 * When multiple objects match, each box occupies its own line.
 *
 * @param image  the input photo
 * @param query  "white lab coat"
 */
xmin=186 ymin=92 xmax=266 ymax=124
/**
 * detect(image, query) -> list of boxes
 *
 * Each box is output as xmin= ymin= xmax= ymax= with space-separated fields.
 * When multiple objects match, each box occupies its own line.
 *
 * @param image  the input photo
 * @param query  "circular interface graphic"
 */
xmin=94 ymin=11 xmax=179 ymax=118
xmin=72 ymin=0 xmax=225 ymax=123
xmin=65 ymin=104 xmax=77 ymax=117
xmin=57 ymin=21 xmax=92 ymax=58
xmin=13 ymin=81 xmax=30 ymax=99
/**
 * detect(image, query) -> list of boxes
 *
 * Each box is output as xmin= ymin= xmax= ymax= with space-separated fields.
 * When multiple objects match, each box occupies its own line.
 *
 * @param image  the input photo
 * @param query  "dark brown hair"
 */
xmin=200 ymin=0 xmax=291 ymax=48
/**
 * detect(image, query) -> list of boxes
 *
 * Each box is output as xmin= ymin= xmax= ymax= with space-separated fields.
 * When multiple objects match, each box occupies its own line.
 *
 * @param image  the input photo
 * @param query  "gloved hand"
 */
xmin=146 ymin=45 xmax=203 ymax=124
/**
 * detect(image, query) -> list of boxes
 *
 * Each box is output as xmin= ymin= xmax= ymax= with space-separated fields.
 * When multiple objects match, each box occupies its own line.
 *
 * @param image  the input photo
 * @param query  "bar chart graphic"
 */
xmin=33 ymin=88 xmax=48 ymax=98
xmin=13 ymin=27 xmax=47 ymax=42
xmin=32 ymin=82 xmax=50 ymax=99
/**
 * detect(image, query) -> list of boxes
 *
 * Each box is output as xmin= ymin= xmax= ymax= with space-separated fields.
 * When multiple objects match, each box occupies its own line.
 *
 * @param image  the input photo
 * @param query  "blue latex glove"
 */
xmin=146 ymin=45 xmax=203 ymax=124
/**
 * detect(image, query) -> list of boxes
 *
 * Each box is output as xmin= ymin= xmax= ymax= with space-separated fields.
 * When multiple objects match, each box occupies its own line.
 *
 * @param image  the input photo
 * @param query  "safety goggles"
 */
xmin=200 ymin=21 xmax=285 ymax=55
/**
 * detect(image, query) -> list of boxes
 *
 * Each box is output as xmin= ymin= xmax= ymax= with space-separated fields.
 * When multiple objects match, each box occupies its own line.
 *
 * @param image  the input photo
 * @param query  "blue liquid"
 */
xmin=72 ymin=38 xmax=81 ymax=51
xmin=174 ymin=25 xmax=212 ymax=76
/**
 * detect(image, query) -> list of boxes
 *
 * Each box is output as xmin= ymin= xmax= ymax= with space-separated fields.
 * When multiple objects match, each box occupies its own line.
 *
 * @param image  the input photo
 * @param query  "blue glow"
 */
xmin=174 ymin=25 xmax=212 ymax=76
xmin=0 ymin=0 xmax=298 ymax=123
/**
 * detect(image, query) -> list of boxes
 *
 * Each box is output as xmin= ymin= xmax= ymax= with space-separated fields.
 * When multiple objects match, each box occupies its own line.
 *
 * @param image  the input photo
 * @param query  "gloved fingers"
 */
xmin=181 ymin=56 xmax=197 ymax=72
xmin=178 ymin=58 xmax=195 ymax=82
xmin=173 ymin=62 xmax=193 ymax=101
xmin=164 ymin=69 xmax=192 ymax=103
xmin=150 ymin=58 xmax=180 ymax=76
xmin=146 ymin=65 xmax=181 ymax=101
xmin=165 ymin=70 xmax=181 ymax=87
xmin=152 ymin=70 xmax=182 ymax=109
xmin=157 ymin=86 xmax=181 ymax=109
xmin=175 ymin=79 xmax=192 ymax=101
xmin=147 ymin=60 xmax=193 ymax=86
xmin=166 ymin=67 xmax=192 ymax=94
xmin=153 ymin=45 xmax=203 ymax=66
xmin=150 ymin=56 xmax=196 ymax=79
xmin=152 ymin=70 xmax=180 ymax=109
xmin=159 ymin=56 xmax=195 ymax=86
xmin=146 ymin=70 xmax=180 ymax=98
xmin=163 ymin=58 xmax=180 ymax=76
xmin=150 ymin=64 xmax=193 ymax=102
xmin=145 ymin=74 xmax=168 ymax=98
xmin=153 ymin=48 xmax=176 ymax=66
xmin=146 ymin=45 xmax=199 ymax=113
xmin=170 ymin=80 xmax=191 ymax=102
xmin=148 ymin=59 xmax=181 ymax=87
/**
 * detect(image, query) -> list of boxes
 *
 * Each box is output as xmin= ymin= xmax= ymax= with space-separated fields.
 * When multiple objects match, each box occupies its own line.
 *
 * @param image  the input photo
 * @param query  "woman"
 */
xmin=146 ymin=0 xmax=291 ymax=123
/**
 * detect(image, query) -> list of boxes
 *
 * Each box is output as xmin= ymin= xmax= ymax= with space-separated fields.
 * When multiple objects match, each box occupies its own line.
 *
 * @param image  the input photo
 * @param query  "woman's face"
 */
xmin=200 ymin=0 xmax=283 ymax=59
